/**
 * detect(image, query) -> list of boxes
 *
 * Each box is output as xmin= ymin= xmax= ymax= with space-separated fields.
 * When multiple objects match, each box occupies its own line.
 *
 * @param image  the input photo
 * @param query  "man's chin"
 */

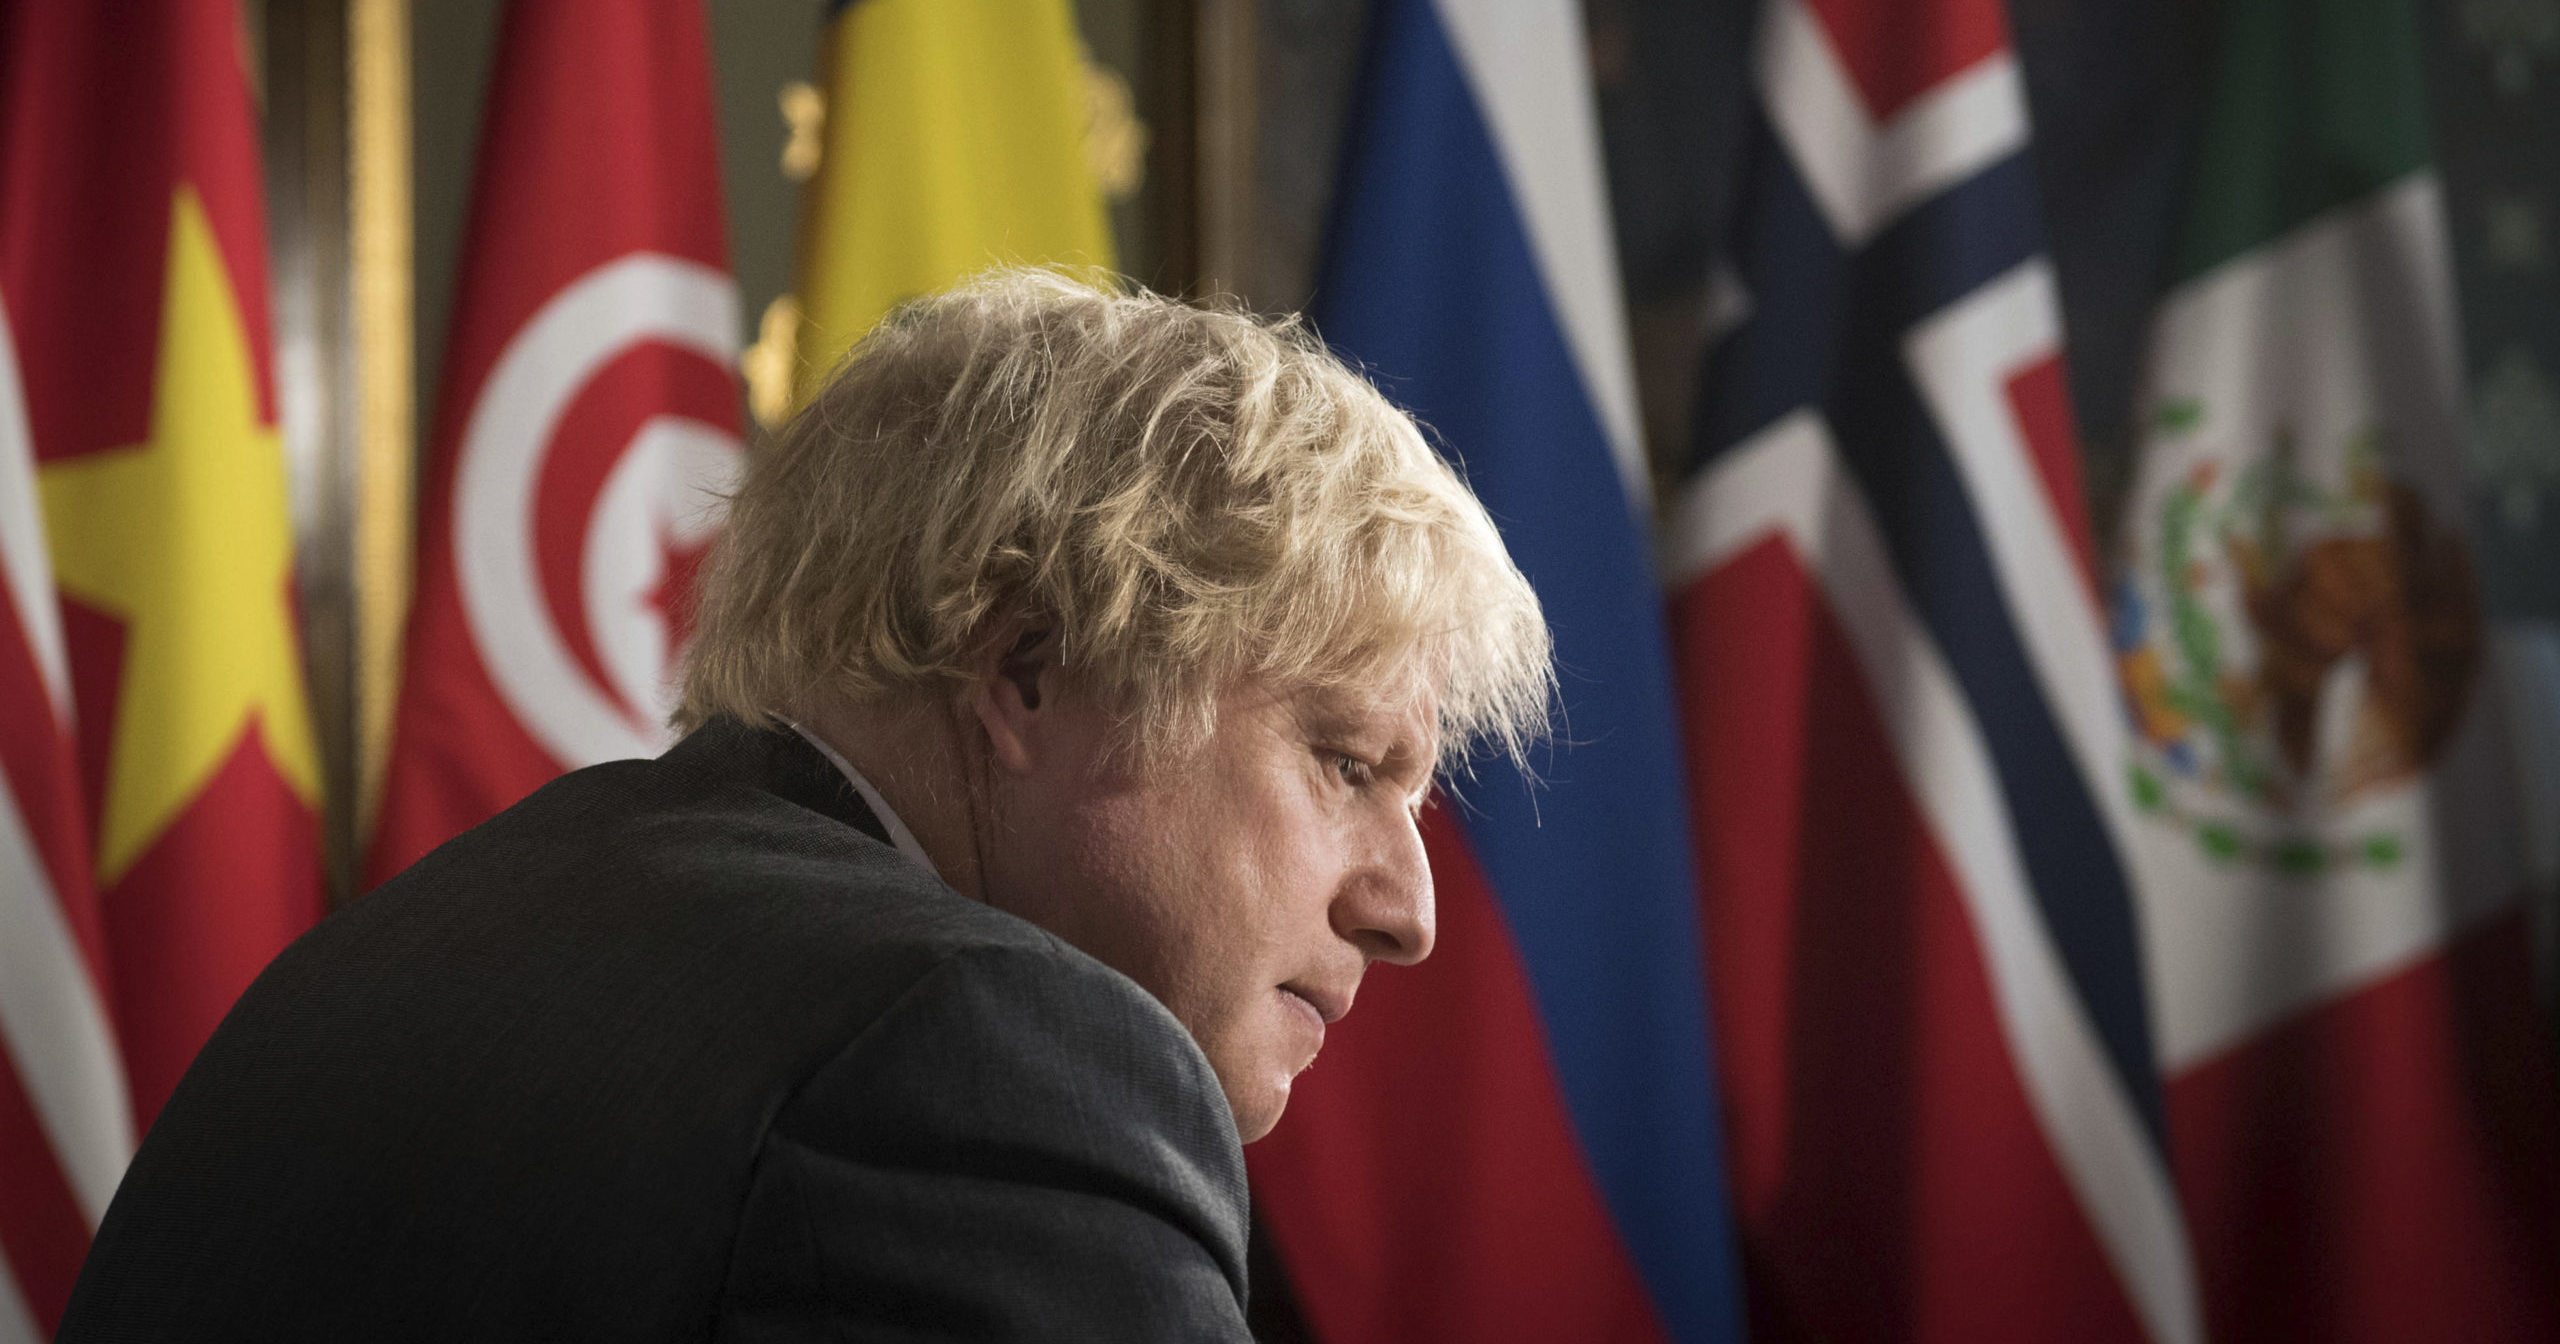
xmin=1221 ymin=1071 xmax=1294 ymax=1144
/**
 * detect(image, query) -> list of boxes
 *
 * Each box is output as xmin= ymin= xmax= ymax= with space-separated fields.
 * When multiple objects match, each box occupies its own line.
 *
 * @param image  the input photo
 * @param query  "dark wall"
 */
xmin=2431 ymin=2 xmax=2560 ymax=621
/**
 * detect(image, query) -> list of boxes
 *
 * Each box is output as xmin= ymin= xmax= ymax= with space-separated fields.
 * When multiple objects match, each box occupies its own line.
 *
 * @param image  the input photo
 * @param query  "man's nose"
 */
xmin=1336 ymin=808 xmax=1435 ymax=966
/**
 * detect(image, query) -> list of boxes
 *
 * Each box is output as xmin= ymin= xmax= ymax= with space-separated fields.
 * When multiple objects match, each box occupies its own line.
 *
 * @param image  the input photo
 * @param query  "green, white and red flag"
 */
xmin=2109 ymin=0 xmax=2560 ymax=1336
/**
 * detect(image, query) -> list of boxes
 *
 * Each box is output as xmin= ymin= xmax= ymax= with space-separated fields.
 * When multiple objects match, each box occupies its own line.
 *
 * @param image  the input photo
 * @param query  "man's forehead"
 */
xmin=1288 ymin=682 xmax=1439 ymax=747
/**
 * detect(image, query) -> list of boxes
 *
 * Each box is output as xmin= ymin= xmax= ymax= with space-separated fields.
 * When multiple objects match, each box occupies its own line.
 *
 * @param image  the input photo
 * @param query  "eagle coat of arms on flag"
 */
xmin=2112 ymin=411 xmax=2486 ymax=877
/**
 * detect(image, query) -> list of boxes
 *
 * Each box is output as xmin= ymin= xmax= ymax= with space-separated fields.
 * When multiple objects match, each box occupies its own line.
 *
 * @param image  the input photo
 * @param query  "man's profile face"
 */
xmin=976 ymin=670 xmax=1439 ymax=1142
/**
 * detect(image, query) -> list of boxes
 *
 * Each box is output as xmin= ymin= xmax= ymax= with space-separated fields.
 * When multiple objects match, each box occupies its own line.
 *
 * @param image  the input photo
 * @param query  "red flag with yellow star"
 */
xmin=366 ymin=0 xmax=739 ymax=887
xmin=0 ymin=0 xmax=323 ymax=1188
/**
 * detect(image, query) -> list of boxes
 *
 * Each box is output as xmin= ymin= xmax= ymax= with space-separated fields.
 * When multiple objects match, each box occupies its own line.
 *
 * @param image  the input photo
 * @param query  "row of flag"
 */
xmin=0 ymin=0 xmax=2554 ymax=1341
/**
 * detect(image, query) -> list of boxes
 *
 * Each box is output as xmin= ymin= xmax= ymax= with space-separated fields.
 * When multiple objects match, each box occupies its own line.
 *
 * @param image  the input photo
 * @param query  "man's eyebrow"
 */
xmin=1303 ymin=704 xmax=1419 ymax=753
xmin=1291 ymin=686 xmax=1440 ymax=763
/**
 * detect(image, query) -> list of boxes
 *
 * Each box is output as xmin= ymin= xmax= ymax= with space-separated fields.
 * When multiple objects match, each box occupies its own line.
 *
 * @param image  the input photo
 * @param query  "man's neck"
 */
xmin=797 ymin=698 xmax=986 ymax=901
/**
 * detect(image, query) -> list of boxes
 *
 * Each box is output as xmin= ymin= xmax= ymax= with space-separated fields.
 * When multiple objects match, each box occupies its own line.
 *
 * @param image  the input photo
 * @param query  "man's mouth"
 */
xmin=1281 ymin=982 xmax=1350 ymax=1025
xmin=1276 ymin=986 xmax=1329 ymax=1077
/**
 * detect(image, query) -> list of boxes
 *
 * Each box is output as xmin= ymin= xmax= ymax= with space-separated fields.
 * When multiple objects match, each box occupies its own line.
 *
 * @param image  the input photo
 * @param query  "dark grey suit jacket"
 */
xmin=57 ymin=720 xmax=1253 ymax=1342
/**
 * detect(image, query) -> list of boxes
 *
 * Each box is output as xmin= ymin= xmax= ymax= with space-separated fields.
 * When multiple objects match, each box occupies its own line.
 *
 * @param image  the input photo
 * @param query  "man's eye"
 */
xmin=1331 ymin=752 xmax=1375 ymax=787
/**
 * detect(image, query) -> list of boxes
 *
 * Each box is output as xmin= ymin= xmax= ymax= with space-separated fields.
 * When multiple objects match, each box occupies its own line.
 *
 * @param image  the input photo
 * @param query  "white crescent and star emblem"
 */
xmin=454 ymin=253 xmax=742 ymax=767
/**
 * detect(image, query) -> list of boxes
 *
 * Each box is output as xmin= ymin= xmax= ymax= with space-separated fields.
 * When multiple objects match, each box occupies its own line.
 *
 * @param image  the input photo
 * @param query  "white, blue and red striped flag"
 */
xmin=1245 ymin=1 xmax=1745 ymax=1340
xmin=1671 ymin=0 xmax=2205 ymax=1340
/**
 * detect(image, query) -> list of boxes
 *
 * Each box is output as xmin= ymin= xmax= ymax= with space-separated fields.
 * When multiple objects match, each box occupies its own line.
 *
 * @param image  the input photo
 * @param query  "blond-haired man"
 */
xmin=60 ymin=272 xmax=1550 ymax=1342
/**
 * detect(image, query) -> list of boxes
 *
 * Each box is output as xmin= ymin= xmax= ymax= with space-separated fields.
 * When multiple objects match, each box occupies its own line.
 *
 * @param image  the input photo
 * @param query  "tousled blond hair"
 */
xmin=678 ymin=268 xmax=1551 ymax=772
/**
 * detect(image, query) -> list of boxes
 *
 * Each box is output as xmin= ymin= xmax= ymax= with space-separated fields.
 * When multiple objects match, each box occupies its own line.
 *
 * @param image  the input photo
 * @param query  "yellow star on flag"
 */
xmin=38 ymin=186 xmax=320 ymax=886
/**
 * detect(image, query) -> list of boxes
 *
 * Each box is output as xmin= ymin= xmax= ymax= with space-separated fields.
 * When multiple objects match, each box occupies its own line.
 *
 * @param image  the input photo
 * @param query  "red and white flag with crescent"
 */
xmin=369 ymin=0 xmax=742 ymax=885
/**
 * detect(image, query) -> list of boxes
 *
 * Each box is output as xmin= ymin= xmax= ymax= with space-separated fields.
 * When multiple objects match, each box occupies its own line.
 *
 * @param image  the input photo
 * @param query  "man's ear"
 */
xmin=971 ymin=625 xmax=1056 ymax=775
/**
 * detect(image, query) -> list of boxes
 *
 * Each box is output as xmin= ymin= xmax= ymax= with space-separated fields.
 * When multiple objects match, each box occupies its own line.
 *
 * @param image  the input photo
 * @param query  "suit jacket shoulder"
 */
xmin=721 ymin=940 xmax=1251 ymax=1342
xmin=58 ymin=721 xmax=1250 ymax=1343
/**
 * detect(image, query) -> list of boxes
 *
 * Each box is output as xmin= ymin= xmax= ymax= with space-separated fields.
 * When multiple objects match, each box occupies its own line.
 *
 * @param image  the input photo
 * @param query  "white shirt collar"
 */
xmin=786 ymin=722 xmax=941 ymax=881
